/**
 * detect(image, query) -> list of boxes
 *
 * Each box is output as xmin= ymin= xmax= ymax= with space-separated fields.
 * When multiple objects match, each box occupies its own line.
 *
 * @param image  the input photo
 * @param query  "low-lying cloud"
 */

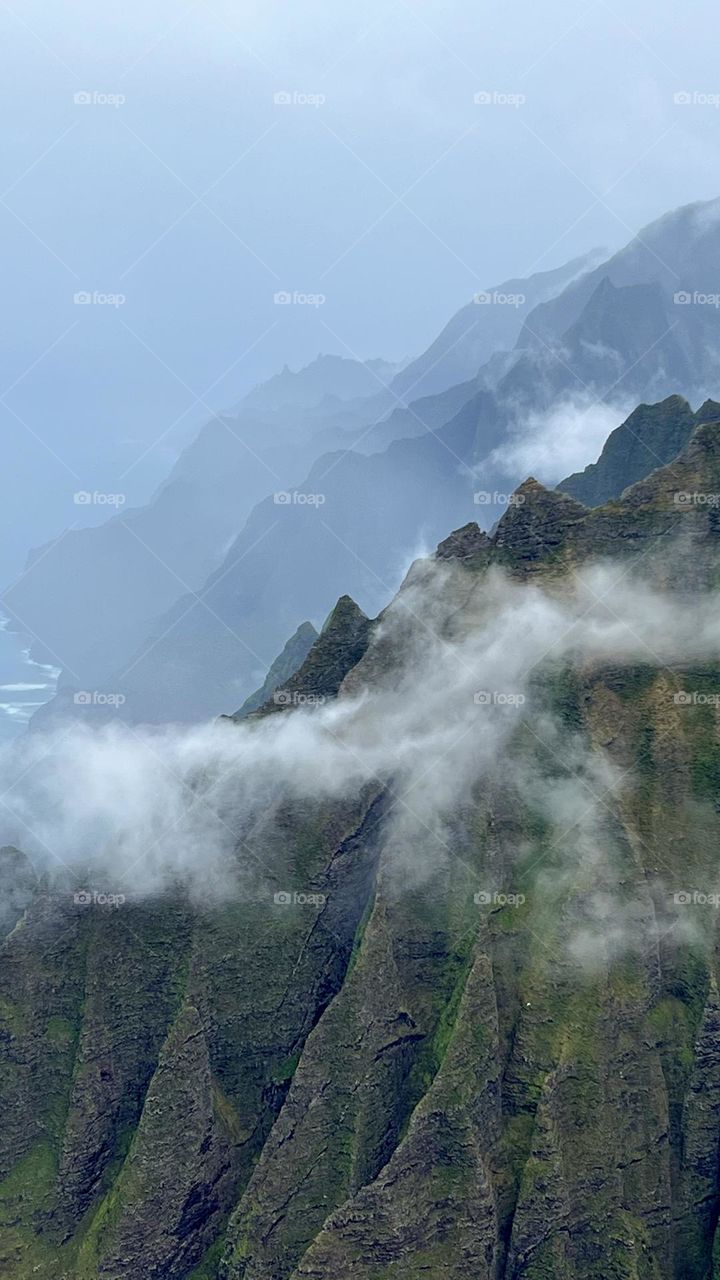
xmin=484 ymin=396 xmax=632 ymax=486
xmin=0 ymin=559 xmax=718 ymax=968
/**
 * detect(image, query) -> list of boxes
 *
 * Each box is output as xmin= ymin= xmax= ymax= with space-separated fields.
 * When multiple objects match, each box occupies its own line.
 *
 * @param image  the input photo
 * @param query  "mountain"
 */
xmin=87 ymin=201 xmax=720 ymax=723
xmin=238 ymin=595 xmax=372 ymax=720
xmin=0 ymin=250 xmax=603 ymax=725
xmin=239 ymin=354 xmax=401 ymax=414
xmin=558 ymin=394 xmax=720 ymax=507
xmin=497 ymin=198 xmax=720 ymax=413
xmin=389 ymin=250 xmax=603 ymax=401
xmin=94 ymin=391 xmax=504 ymax=723
xmin=3 ymin=415 xmax=720 ymax=1277
xmin=232 ymin=621 xmax=318 ymax=719
xmin=518 ymin=197 xmax=720 ymax=350
xmin=0 ymin=356 xmax=400 ymax=689
xmin=13 ymin=199 xmax=720 ymax=731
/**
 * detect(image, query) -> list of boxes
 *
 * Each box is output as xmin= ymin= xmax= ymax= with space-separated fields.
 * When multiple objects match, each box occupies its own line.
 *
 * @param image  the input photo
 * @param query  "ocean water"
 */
xmin=0 ymin=617 xmax=59 ymax=742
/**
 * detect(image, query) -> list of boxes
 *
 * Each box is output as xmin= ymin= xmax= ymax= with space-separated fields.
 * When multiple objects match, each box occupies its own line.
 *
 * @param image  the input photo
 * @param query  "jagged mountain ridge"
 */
xmin=58 ymin=197 xmax=720 ymax=726
xmin=389 ymin=250 xmax=603 ymax=402
xmin=2 ymin=251 xmax=596 ymax=712
xmin=558 ymin=394 xmax=720 ymax=507
xmin=8 ymin=194 xmax=720 ymax=730
xmin=3 ymin=416 xmax=720 ymax=1277
xmin=1 ymin=356 xmax=400 ymax=688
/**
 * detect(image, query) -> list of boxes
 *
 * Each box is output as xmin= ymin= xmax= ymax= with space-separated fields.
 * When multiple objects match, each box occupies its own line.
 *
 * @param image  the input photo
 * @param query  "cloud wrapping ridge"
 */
xmin=1 ymin=561 xmax=718 ymax=931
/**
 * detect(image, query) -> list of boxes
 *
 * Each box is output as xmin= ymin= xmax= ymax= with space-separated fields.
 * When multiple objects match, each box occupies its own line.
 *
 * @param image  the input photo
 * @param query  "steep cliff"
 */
xmin=2 ymin=419 xmax=720 ymax=1278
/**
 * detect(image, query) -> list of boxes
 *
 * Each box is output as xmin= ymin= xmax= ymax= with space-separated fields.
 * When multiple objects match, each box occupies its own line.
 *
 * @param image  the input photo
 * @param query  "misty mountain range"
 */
xmin=3 ymin=178 xmax=720 ymax=1279
xmin=7 ymin=0 xmax=720 ymax=1275
xmin=8 ymin=195 xmax=720 ymax=729
xmin=4 ymin=409 xmax=720 ymax=1278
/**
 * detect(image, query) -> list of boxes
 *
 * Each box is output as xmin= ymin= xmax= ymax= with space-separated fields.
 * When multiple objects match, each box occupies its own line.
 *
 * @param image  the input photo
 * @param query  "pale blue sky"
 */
xmin=0 ymin=0 xmax=719 ymax=573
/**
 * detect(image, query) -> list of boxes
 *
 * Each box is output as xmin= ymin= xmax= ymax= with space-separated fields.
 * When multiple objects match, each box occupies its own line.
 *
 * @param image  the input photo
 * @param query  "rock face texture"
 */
xmin=245 ymin=595 xmax=373 ymax=718
xmin=233 ymin=622 xmax=319 ymax=719
xmin=558 ymin=395 xmax=720 ymax=508
xmin=3 ymin=418 xmax=720 ymax=1278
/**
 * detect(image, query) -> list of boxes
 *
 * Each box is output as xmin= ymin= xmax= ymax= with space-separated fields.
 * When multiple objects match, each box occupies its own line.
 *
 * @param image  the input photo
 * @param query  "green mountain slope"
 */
xmin=3 ymin=417 xmax=720 ymax=1278
xmin=558 ymin=395 xmax=720 ymax=508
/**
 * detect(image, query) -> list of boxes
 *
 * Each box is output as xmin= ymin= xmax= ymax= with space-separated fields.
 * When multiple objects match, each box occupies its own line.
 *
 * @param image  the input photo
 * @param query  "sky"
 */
xmin=0 ymin=0 xmax=719 ymax=574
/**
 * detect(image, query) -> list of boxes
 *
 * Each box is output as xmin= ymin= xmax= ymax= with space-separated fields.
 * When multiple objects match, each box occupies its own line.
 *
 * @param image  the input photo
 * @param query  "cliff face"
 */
xmin=3 ymin=421 xmax=720 ymax=1279
xmin=558 ymin=396 xmax=720 ymax=508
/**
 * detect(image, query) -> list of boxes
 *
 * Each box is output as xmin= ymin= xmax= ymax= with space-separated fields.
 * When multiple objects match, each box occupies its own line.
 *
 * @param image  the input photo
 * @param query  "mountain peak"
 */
xmin=250 ymin=595 xmax=372 ymax=716
xmin=684 ymin=417 xmax=720 ymax=459
xmin=559 ymin=396 xmax=720 ymax=510
xmin=695 ymin=398 xmax=720 ymax=425
xmin=321 ymin=595 xmax=368 ymax=634
xmin=435 ymin=523 xmax=492 ymax=562
xmin=493 ymin=479 xmax=587 ymax=562
xmin=232 ymin=621 xmax=319 ymax=720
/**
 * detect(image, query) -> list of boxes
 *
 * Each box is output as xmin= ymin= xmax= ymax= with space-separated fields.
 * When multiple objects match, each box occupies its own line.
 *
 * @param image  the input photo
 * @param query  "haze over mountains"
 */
xmin=1 ymin=245 xmax=597 ymax=724
xmin=6 ymin=0 xmax=720 ymax=1274
xmin=4 ymin=410 xmax=720 ymax=1278
xmin=8 ymin=195 xmax=720 ymax=729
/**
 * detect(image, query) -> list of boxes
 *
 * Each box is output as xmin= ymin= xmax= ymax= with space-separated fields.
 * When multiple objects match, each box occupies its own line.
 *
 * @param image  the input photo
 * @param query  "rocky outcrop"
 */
xmin=436 ymin=521 xmax=492 ymax=563
xmin=558 ymin=395 xmax=720 ymax=508
xmin=251 ymin=596 xmax=372 ymax=716
xmin=0 ymin=847 xmax=38 ymax=941
xmin=232 ymin=622 xmax=318 ymax=719
xmin=493 ymin=479 xmax=588 ymax=567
